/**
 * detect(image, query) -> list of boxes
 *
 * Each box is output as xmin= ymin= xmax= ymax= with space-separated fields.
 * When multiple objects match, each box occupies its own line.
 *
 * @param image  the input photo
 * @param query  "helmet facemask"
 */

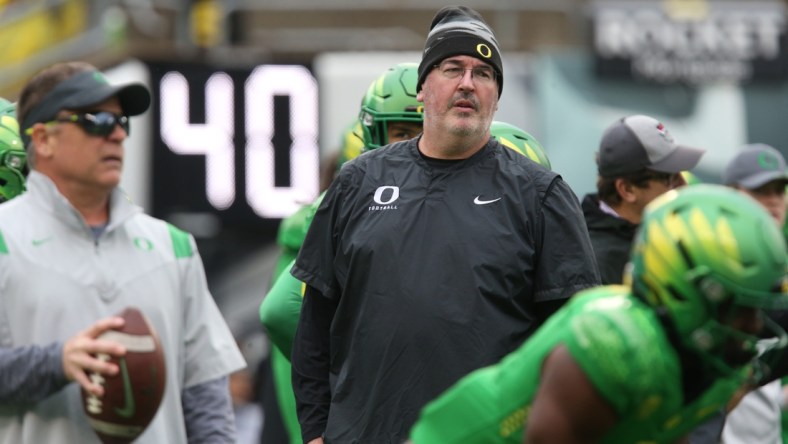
xmin=681 ymin=271 xmax=787 ymax=379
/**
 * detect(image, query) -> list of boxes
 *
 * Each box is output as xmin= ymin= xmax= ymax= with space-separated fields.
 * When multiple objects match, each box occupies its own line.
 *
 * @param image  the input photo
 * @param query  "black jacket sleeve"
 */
xmin=291 ymin=285 xmax=338 ymax=443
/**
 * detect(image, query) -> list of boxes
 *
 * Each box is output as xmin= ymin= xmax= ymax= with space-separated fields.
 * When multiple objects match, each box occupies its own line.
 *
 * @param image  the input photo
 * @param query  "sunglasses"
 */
xmin=56 ymin=111 xmax=130 ymax=137
xmin=27 ymin=111 xmax=130 ymax=138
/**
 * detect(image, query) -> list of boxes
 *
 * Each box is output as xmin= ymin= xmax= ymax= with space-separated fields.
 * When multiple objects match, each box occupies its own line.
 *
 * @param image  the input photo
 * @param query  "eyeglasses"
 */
xmin=433 ymin=61 xmax=497 ymax=84
xmin=26 ymin=111 xmax=130 ymax=138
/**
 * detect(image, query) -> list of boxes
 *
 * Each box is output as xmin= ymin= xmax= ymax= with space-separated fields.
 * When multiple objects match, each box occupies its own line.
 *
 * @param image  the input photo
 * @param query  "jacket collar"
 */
xmin=26 ymin=170 xmax=141 ymax=234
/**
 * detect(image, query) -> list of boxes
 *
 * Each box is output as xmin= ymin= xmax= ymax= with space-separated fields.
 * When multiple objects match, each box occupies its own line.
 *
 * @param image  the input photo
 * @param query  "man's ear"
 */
xmin=416 ymin=90 xmax=424 ymax=102
xmin=29 ymin=124 xmax=54 ymax=159
xmin=615 ymin=178 xmax=637 ymax=203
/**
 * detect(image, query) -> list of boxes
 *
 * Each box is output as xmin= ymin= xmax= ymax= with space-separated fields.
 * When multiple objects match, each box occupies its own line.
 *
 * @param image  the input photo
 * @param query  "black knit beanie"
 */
xmin=417 ymin=6 xmax=503 ymax=97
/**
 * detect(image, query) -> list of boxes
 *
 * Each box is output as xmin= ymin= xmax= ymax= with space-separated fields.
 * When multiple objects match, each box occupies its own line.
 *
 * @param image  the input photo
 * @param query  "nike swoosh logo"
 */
xmin=31 ymin=237 xmax=52 ymax=246
xmin=114 ymin=358 xmax=136 ymax=418
xmin=474 ymin=196 xmax=501 ymax=205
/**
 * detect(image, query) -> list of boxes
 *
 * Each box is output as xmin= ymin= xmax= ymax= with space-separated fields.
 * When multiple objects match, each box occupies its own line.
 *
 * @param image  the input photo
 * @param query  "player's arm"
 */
xmin=260 ymin=259 xmax=305 ymax=359
xmin=0 ymin=316 xmax=126 ymax=407
xmin=291 ymin=285 xmax=337 ymax=444
xmin=524 ymin=345 xmax=617 ymax=444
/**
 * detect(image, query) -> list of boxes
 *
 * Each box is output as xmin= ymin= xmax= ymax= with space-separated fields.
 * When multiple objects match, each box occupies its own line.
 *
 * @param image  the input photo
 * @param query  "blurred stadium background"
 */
xmin=3 ymin=0 xmax=788 ymax=438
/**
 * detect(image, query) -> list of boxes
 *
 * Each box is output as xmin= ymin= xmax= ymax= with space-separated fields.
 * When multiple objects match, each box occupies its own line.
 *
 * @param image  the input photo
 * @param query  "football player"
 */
xmin=408 ymin=184 xmax=788 ymax=444
xmin=357 ymin=62 xmax=423 ymax=151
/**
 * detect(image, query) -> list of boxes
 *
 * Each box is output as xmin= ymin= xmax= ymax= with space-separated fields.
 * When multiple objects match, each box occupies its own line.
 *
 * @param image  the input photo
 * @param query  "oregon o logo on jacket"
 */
xmin=370 ymin=186 xmax=399 ymax=211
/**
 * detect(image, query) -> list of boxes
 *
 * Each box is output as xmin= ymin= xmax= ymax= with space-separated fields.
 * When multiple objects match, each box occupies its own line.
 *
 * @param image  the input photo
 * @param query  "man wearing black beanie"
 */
xmin=291 ymin=6 xmax=600 ymax=444
xmin=417 ymin=5 xmax=504 ymax=97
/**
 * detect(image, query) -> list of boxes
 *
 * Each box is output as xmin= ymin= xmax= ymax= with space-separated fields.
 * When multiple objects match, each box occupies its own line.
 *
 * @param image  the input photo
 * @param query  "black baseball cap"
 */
xmin=597 ymin=115 xmax=705 ymax=177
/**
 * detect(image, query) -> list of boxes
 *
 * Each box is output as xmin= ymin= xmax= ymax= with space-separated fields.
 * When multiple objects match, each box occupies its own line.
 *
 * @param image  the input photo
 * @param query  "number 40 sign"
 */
xmin=158 ymin=65 xmax=319 ymax=219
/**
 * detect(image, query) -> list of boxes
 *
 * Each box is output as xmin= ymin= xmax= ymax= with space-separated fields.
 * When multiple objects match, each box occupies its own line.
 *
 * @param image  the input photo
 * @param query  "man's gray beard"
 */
xmin=449 ymin=125 xmax=475 ymax=138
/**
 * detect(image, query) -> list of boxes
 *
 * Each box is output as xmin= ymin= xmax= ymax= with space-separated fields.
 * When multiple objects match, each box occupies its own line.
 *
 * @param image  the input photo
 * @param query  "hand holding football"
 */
xmin=81 ymin=307 xmax=166 ymax=444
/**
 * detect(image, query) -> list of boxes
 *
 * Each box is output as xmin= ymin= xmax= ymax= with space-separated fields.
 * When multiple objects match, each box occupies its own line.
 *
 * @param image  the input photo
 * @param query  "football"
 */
xmin=81 ymin=307 xmax=166 ymax=444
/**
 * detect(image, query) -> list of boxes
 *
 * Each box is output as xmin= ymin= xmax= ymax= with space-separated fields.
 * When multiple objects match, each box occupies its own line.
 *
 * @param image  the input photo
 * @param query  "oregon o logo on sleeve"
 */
xmin=476 ymin=43 xmax=492 ymax=58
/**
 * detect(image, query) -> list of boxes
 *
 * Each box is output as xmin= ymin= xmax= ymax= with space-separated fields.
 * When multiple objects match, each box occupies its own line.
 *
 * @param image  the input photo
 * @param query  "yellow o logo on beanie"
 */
xmin=476 ymin=43 xmax=492 ymax=58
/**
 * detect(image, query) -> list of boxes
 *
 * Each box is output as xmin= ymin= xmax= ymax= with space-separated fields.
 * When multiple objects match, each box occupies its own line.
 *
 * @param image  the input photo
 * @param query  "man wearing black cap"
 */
xmin=0 ymin=61 xmax=245 ymax=443
xmin=291 ymin=6 xmax=600 ymax=444
xmin=581 ymin=114 xmax=705 ymax=284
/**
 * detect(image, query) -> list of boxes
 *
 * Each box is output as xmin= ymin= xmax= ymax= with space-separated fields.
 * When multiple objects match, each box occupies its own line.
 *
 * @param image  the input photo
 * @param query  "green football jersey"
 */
xmin=273 ymin=204 xmax=312 ymax=280
xmin=273 ymin=192 xmax=326 ymax=280
xmin=410 ymin=286 xmax=747 ymax=444
xmin=263 ymin=193 xmax=326 ymax=444
xmin=260 ymin=259 xmax=304 ymax=359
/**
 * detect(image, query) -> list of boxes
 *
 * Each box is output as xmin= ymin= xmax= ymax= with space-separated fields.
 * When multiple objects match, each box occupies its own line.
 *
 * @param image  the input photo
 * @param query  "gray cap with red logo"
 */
xmin=597 ymin=115 xmax=705 ymax=177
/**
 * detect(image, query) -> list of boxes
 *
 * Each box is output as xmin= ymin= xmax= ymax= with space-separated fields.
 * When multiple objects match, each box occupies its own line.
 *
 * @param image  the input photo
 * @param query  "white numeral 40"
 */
xmin=160 ymin=65 xmax=319 ymax=218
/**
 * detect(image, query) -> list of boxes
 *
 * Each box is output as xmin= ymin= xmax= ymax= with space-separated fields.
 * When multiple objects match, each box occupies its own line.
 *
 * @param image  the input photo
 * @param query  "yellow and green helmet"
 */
xmin=631 ymin=184 xmax=788 ymax=374
xmin=335 ymin=120 xmax=365 ymax=171
xmin=358 ymin=62 xmax=423 ymax=150
xmin=490 ymin=121 xmax=551 ymax=169
xmin=0 ymin=98 xmax=26 ymax=202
